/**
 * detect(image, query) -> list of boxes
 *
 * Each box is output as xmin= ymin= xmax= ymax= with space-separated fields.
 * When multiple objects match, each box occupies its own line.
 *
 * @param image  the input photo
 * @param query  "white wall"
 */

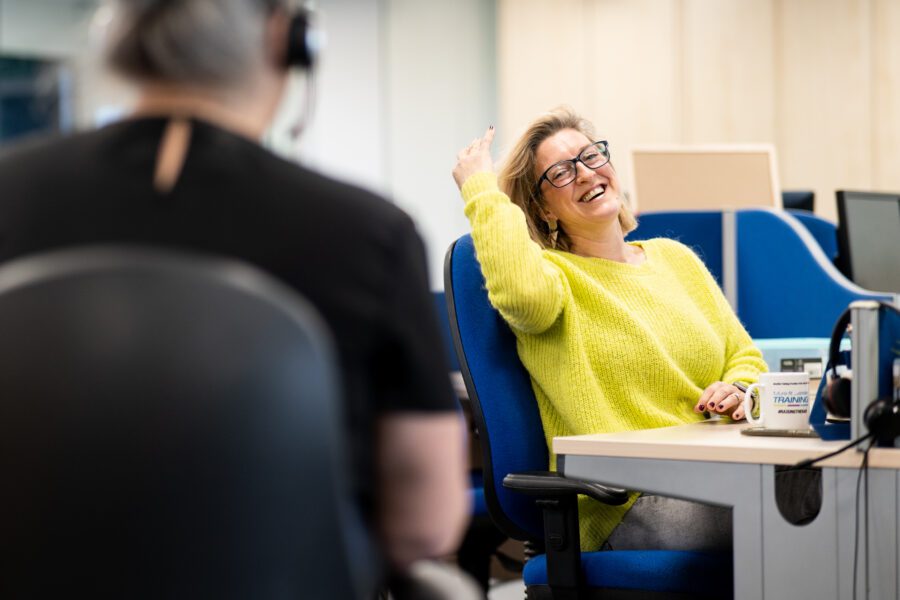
xmin=0 ymin=0 xmax=495 ymax=290
xmin=0 ymin=0 xmax=97 ymax=58
xmin=383 ymin=0 xmax=496 ymax=288
xmin=271 ymin=0 xmax=388 ymax=196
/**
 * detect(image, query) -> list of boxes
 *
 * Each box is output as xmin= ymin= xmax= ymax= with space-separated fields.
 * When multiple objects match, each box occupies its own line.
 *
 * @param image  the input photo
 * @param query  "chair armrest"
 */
xmin=503 ymin=471 xmax=631 ymax=597
xmin=503 ymin=471 xmax=629 ymax=505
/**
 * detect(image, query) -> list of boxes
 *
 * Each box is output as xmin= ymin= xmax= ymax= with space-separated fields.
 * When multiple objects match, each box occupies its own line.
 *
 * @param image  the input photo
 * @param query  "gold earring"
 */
xmin=547 ymin=218 xmax=559 ymax=249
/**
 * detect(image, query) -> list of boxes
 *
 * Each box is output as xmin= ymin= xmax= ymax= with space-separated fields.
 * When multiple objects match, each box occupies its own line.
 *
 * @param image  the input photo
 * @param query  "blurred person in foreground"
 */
xmin=0 ymin=0 xmax=469 ymax=587
xmin=452 ymin=108 xmax=768 ymax=553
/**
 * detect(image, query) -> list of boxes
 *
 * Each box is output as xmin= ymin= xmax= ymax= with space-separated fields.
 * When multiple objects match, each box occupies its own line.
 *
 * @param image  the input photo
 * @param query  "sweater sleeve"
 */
xmin=676 ymin=242 xmax=767 ymax=384
xmin=460 ymin=172 xmax=565 ymax=334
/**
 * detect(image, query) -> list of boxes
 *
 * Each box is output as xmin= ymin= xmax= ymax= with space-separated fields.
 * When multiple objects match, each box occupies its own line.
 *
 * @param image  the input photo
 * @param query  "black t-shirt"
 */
xmin=0 ymin=117 xmax=458 ymax=518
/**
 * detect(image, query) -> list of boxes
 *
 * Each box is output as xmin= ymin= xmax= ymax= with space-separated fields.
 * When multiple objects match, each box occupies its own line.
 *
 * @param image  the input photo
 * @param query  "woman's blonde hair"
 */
xmin=498 ymin=106 xmax=637 ymax=252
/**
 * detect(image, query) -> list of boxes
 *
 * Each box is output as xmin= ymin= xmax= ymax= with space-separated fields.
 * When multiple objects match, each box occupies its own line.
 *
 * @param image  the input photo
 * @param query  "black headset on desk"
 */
xmin=823 ymin=301 xmax=900 ymax=444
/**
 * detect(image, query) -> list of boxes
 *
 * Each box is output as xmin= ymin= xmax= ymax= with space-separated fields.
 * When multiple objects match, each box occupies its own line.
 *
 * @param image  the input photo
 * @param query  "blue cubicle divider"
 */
xmin=628 ymin=208 xmax=891 ymax=340
xmin=786 ymin=209 xmax=838 ymax=263
xmin=628 ymin=211 xmax=724 ymax=286
xmin=632 ymin=209 xmax=838 ymax=280
xmin=735 ymin=209 xmax=893 ymax=339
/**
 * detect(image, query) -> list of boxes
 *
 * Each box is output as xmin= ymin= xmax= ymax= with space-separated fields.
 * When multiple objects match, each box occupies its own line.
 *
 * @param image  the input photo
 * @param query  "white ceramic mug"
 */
xmin=743 ymin=372 xmax=811 ymax=430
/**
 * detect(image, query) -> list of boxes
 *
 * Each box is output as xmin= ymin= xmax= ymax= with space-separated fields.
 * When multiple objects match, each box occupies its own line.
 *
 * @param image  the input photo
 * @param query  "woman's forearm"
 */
xmin=462 ymin=172 xmax=564 ymax=333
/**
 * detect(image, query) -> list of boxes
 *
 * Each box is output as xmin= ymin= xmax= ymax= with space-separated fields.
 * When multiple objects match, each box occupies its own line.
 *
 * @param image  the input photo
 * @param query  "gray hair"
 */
xmin=103 ymin=0 xmax=283 ymax=85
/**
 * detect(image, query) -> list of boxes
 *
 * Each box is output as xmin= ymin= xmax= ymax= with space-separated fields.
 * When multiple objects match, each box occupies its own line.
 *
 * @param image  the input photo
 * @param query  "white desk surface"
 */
xmin=553 ymin=419 xmax=900 ymax=470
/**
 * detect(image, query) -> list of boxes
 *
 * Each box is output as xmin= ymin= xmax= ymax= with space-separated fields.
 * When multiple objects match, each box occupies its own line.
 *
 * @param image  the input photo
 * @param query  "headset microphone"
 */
xmin=284 ymin=5 xmax=323 ymax=141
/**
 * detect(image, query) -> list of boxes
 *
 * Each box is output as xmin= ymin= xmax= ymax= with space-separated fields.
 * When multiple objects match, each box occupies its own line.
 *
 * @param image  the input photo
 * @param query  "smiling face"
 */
xmin=534 ymin=128 xmax=624 ymax=240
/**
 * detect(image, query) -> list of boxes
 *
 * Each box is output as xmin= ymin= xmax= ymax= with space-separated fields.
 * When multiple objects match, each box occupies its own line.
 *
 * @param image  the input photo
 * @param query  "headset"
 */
xmin=824 ymin=301 xmax=900 ymax=443
xmin=280 ymin=3 xmax=323 ymax=139
xmin=285 ymin=6 xmax=319 ymax=71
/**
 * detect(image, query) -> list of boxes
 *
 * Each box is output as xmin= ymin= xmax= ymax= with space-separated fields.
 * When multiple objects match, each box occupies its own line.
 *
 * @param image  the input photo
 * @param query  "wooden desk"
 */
xmin=554 ymin=421 xmax=900 ymax=600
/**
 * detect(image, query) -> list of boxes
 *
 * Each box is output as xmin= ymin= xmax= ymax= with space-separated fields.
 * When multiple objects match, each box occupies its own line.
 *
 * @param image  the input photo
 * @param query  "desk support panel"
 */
xmin=562 ymin=454 xmax=900 ymax=600
xmin=561 ymin=454 xmax=763 ymax=600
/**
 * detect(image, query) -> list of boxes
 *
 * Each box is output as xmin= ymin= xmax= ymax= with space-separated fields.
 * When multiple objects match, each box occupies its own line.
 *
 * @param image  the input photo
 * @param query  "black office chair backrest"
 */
xmin=0 ymin=246 xmax=376 ymax=599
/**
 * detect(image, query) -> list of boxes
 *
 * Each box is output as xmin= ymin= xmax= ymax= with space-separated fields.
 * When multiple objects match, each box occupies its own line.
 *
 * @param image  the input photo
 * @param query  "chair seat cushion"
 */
xmin=523 ymin=550 xmax=732 ymax=595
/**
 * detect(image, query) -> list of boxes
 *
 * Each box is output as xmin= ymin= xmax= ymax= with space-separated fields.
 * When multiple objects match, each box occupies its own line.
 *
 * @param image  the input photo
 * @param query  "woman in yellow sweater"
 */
xmin=452 ymin=107 xmax=767 ymax=552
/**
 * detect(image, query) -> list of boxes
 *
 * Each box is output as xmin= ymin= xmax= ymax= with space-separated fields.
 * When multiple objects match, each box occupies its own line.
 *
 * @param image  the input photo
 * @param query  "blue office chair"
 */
xmin=735 ymin=209 xmax=894 ymax=338
xmin=433 ymin=291 xmax=510 ymax=594
xmin=445 ymin=235 xmax=733 ymax=600
xmin=627 ymin=210 xmax=724 ymax=286
xmin=0 ymin=246 xmax=377 ymax=599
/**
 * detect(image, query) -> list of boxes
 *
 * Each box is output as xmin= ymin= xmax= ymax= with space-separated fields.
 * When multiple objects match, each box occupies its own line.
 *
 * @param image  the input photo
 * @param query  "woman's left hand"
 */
xmin=694 ymin=381 xmax=747 ymax=420
xmin=452 ymin=126 xmax=495 ymax=190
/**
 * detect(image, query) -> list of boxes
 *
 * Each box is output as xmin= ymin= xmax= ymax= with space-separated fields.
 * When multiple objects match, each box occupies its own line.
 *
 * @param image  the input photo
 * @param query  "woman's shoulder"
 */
xmin=640 ymin=237 xmax=700 ymax=260
xmin=638 ymin=238 xmax=711 ymax=276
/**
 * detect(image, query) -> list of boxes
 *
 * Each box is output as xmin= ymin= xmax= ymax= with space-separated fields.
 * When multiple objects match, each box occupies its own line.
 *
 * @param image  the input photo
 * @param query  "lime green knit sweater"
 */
xmin=461 ymin=172 xmax=766 ymax=550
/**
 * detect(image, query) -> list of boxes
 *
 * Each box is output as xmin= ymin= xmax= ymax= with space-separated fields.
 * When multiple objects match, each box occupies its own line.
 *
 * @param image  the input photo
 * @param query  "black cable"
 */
xmin=289 ymin=69 xmax=317 ymax=141
xmin=852 ymin=438 xmax=874 ymax=600
xmin=864 ymin=439 xmax=871 ymax=599
xmin=790 ymin=432 xmax=874 ymax=469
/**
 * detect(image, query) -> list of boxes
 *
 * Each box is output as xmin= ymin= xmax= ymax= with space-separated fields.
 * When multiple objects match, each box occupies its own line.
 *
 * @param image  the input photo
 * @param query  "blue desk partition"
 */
xmin=735 ymin=209 xmax=893 ymax=338
xmin=629 ymin=211 xmax=724 ymax=286
xmin=786 ymin=209 xmax=838 ymax=263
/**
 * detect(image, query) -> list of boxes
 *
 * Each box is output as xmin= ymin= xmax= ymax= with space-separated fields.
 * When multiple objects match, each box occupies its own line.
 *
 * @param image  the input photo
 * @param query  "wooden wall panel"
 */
xmin=682 ymin=0 xmax=776 ymax=144
xmin=496 ymin=0 xmax=588 ymax=151
xmin=776 ymin=0 xmax=872 ymax=221
xmin=872 ymin=0 xmax=900 ymax=193
xmin=497 ymin=0 xmax=900 ymax=222
xmin=584 ymin=0 xmax=681 ymax=196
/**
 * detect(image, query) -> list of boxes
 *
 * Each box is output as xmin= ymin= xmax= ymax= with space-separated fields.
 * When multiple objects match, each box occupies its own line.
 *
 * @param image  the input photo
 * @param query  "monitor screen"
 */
xmin=836 ymin=191 xmax=900 ymax=293
xmin=782 ymin=190 xmax=814 ymax=212
xmin=0 ymin=56 xmax=70 ymax=145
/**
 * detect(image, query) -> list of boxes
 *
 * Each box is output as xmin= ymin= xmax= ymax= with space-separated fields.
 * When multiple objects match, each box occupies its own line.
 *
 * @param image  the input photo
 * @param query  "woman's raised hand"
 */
xmin=453 ymin=126 xmax=495 ymax=190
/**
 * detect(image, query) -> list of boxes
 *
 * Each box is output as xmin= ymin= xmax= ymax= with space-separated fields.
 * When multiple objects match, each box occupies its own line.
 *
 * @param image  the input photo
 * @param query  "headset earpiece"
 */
xmin=286 ymin=9 xmax=317 ymax=70
xmin=824 ymin=375 xmax=852 ymax=418
xmin=824 ymin=308 xmax=853 ymax=418
xmin=864 ymin=397 xmax=900 ymax=443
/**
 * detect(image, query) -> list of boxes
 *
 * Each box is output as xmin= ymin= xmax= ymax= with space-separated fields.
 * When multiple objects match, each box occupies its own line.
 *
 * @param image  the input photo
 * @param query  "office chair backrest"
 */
xmin=0 ymin=246 xmax=375 ymax=599
xmin=432 ymin=291 xmax=460 ymax=372
xmin=444 ymin=235 xmax=546 ymax=541
xmin=735 ymin=209 xmax=894 ymax=338
xmin=628 ymin=210 xmax=725 ymax=286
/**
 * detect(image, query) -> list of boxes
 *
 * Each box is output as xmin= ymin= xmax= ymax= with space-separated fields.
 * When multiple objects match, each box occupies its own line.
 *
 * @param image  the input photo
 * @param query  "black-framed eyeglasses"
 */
xmin=535 ymin=140 xmax=610 ymax=193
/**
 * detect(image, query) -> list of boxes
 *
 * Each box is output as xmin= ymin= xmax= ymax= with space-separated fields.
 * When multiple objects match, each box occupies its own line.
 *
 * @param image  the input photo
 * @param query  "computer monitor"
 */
xmin=782 ymin=190 xmax=815 ymax=212
xmin=0 ymin=56 xmax=70 ymax=145
xmin=836 ymin=190 xmax=900 ymax=293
